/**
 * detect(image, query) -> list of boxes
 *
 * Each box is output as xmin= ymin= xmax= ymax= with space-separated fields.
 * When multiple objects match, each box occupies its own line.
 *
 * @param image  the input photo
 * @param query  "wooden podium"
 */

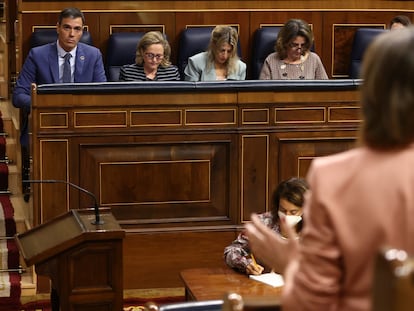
xmin=15 ymin=209 xmax=125 ymax=311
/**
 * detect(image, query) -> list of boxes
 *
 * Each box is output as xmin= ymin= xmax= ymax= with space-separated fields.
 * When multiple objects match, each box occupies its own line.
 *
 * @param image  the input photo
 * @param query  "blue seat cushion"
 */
xmin=105 ymin=32 xmax=145 ymax=81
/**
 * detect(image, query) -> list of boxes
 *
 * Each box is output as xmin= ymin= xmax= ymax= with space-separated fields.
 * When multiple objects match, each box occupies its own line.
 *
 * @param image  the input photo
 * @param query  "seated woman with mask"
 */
xmin=223 ymin=177 xmax=309 ymax=275
xmin=184 ymin=25 xmax=246 ymax=81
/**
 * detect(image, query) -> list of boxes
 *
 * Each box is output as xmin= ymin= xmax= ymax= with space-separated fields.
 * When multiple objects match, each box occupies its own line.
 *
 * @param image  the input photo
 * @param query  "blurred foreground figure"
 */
xmin=246 ymin=26 xmax=414 ymax=311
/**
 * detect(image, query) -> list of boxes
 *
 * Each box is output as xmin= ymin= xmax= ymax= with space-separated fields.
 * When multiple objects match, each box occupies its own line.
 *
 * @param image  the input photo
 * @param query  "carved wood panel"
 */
xmin=31 ymin=82 xmax=360 ymax=290
xmin=78 ymin=137 xmax=235 ymax=227
xmin=277 ymin=136 xmax=357 ymax=181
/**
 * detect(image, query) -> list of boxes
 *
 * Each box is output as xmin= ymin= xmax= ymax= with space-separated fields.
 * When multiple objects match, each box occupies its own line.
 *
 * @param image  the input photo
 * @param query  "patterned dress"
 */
xmin=259 ymin=52 xmax=328 ymax=80
xmin=223 ymin=212 xmax=280 ymax=273
xmin=119 ymin=63 xmax=181 ymax=81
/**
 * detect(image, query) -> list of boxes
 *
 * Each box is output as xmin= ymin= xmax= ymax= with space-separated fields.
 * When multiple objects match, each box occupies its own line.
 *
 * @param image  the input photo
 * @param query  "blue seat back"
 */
xmin=251 ymin=26 xmax=281 ymax=79
xmin=105 ymin=32 xmax=145 ymax=81
xmin=30 ymin=28 xmax=93 ymax=48
xmin=177 ymin=26 xmax=242 ymax=79
xmin=349 ymin=28 xmax=386 ymax=79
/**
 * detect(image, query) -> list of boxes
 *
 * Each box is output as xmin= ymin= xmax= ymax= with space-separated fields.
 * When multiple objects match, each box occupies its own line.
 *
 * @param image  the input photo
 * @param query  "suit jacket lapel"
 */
xmin=49 ymin=43 xmax=59 ymax=83
xmin=74 ymin=44 xmax=85 ymax=81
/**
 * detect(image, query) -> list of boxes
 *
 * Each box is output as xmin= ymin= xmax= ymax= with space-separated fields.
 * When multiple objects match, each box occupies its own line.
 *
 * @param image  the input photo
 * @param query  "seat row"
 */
xmin=30 ymin=27 xmax=387 ymax=81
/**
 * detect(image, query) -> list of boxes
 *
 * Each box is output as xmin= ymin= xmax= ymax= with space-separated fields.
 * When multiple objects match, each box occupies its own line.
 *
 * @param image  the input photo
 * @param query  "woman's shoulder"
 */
xmin=121 ymin=63 xmax=142 ymax=70
xmin=264 ymin=52 xmax=282 ymax=66
xmin=159 ymin=64 xmax=179 ymax=71
xmin=307 ymin=52 xmax=323 ymax=62
xmin=189 ymin=51 xmax=208 ymax=62
xmin=236 ymin=58 xmax=247 ymax=69
xmin=310 ymin=147 xmax=367 ymax=177
xmin=265 ymin=52 xmax=279 ymax=60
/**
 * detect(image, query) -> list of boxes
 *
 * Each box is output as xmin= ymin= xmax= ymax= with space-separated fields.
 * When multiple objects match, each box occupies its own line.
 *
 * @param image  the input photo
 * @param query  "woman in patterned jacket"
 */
xmin=223 ymin=177 xmax=309 ymax=275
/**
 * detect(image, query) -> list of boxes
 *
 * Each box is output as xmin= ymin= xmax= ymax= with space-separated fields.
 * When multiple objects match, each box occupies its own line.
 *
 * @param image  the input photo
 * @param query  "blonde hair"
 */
xmin=206 ymin=25 xmax=240 ymax=75
xmin=135 ymin=31 xmax=172 ymax=67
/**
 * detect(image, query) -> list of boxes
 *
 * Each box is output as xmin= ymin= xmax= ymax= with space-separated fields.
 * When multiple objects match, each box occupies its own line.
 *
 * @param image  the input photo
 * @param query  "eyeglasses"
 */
xmin=61 ymin=24 xmax=83 ymax=33
xmin=144 ymin=53 xmax=164 ymax=60
xmin=288 ymin=42 xmax=306 ymax=49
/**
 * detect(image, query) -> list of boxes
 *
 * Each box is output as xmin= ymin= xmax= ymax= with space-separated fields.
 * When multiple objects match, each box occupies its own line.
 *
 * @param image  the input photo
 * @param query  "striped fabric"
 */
xmin=119 ymin=64 xmax=181 ymax=81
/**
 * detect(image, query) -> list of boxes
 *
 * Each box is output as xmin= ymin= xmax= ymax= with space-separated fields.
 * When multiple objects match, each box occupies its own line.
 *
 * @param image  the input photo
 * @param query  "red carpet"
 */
xmin=0 ymin=110 xmax=22 ymax=310
xmin=0 ymin=194 xmax=21 ymax=310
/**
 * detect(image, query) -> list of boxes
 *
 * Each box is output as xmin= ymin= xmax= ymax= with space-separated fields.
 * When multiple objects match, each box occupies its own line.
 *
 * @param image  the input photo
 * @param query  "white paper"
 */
xmin=249 ymin=272 xmax=284 ymax=287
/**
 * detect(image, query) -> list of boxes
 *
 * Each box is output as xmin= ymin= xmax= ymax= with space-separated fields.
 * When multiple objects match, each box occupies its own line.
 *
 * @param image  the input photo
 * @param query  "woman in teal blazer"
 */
xmin=184 ymin=25 xmax=246 ymax=81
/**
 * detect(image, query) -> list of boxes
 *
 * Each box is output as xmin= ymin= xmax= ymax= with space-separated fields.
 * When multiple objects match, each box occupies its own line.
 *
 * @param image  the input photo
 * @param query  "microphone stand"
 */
xmin=23 ymin=179 xmax=104 ymax=225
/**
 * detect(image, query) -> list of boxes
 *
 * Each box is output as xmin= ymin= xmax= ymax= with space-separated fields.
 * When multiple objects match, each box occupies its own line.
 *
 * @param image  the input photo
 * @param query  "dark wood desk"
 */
xmin=31 ymin=81 xmax=359 ymax=290
xmin=180 ymin=267 xmax=282 ymax=303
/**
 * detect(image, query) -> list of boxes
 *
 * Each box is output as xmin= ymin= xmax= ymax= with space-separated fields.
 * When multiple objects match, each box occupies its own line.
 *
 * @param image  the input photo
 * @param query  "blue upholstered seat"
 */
xmin=30 ymin=28 xmax=93 ymax=48
xmin=349 ymin=28 xmax=386 ymax=79
xmin=105 ymin=32 xmax=145 ymax=81
xmin=177 ymin=27 xmax=215 ymax=79
xmin=250 ymin=26 xmax=281 ymax=80
xmin=177 ymin=27 xmax=242 ymax=79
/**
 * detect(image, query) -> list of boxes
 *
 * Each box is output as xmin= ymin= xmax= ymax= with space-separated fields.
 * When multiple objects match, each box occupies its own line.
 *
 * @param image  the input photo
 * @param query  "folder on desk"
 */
xmin=249 ymin=272 xmax=284 ymax=287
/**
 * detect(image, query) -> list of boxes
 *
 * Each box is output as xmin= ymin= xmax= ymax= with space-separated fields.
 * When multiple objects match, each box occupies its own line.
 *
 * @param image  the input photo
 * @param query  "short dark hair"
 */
xmin=389 ymin=15 xmax=412 ymax=28
xmin=58 ymin=7 xmax=85 ymax=26
xmin=361 ymin=26 xmax=414 ymax=149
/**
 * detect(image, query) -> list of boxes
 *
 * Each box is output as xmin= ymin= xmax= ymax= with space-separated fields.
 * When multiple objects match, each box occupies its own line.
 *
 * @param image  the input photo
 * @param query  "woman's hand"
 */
xmin=246 ymin=262 xmax=264 ymax=275
xmin=245 ymin=213 xmax=299 ymax=274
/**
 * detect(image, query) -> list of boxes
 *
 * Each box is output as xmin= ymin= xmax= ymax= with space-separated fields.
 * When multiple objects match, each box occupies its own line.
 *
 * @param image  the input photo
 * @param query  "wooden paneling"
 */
xmin=277 ymin=136 xmax=357 ymax=181
xmin=98 ymin=12 xmax=176 ymax=62
xmin=39 ymin=140 xmax=69 ymax=222
xmin=14 ymin=2 xmax=414 ymax=79
xmin=123 ymin=231 xmax=235 ymax=288
xmin=78 ymin=139 xmax=233 ymax=225
xmin=241 ymin=135 xmax=269 ymax=222
xmin=10 ymin=0 xmax=412 ymax=295
xmin=17 ymin=0 xmax=414 ymax=11
xmin=31 ymin=81 xmax=360 ymax=289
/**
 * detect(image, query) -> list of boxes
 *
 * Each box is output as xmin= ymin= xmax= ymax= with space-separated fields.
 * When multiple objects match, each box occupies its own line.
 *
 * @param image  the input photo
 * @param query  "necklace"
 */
xmin=280 ymin=55 xmax=305 ymax=79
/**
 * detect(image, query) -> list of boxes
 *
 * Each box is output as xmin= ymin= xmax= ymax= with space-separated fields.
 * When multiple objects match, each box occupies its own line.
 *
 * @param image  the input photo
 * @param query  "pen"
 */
xmin=250 ymin=253 xmax=258 ymax=267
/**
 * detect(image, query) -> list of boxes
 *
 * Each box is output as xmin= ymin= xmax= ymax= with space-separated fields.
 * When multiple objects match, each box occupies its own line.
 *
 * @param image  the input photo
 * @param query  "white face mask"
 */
xmin=278 ymin=211 xmax=302 ymax=227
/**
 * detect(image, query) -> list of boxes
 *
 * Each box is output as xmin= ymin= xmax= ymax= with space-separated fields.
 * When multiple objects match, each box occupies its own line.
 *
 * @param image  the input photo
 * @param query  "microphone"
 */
xmin=23 ymin=179 xmax=104 ymax=225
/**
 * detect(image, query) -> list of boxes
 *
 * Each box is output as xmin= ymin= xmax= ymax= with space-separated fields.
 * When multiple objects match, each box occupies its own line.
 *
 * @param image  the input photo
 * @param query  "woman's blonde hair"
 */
xmin=206 ymin=25 xmax=240 ymax=75
xmin=135 ymin=31 xmax=172 ymax=67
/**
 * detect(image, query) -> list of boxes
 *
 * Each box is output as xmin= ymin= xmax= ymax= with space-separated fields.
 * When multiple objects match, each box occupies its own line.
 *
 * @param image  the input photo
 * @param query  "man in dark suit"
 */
xmin=12 ymin=7 xmax=107 ymax=201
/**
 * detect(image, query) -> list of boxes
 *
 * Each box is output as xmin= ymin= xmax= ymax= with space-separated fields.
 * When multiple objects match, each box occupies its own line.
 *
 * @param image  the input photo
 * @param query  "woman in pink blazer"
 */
xmin=245 ymin=26 xmax=414 ymax=311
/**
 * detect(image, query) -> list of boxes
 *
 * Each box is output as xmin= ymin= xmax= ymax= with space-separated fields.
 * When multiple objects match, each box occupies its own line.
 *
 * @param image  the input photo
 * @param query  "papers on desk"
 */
xmin=249 ymin=272 xmax=284 ymax=287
